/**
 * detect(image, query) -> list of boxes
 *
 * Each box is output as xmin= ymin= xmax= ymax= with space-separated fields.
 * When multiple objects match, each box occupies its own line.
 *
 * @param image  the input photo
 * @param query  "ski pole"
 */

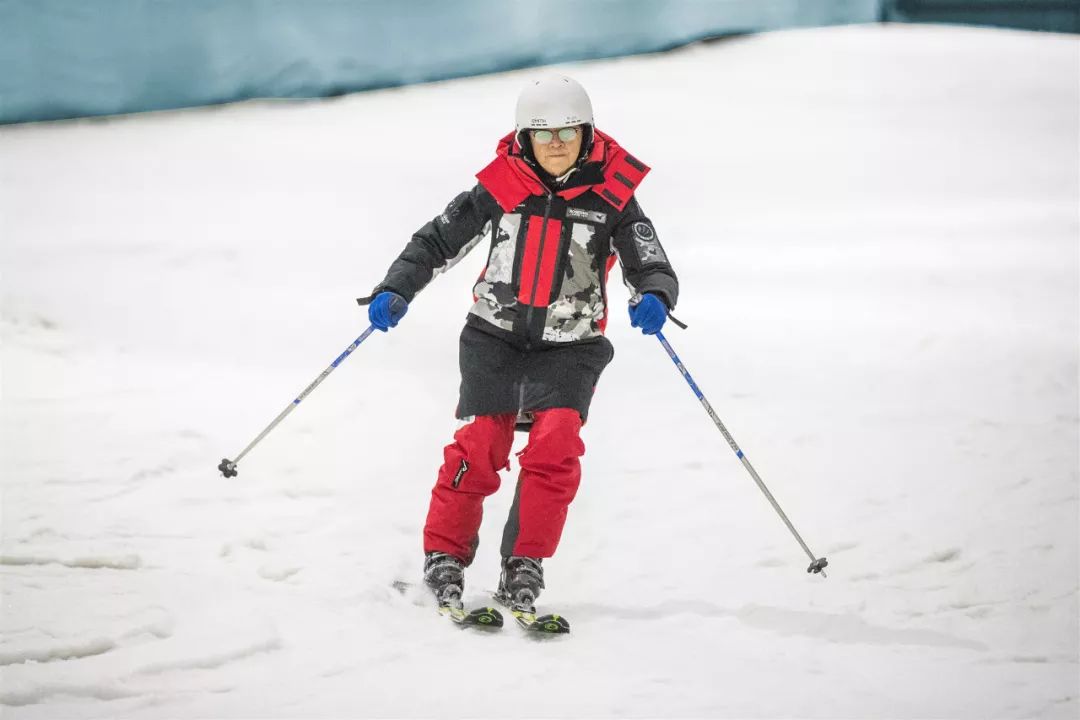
xmin=218 ymin=325 xmax=378 ymax=478
xmin=655 ymin=331 xmax=828 ymax=576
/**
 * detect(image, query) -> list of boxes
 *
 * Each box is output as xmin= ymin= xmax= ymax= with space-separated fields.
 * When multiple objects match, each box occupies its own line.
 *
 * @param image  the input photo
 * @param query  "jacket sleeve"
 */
xmin=370 ymin=184 xmax=494 ymax=302
xmin=610 ymin=196 xmax=679 ymax=309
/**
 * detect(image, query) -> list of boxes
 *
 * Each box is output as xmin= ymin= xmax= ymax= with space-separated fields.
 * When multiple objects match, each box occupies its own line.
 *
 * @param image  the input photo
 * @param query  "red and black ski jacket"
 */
xmin=372 ymin=129 xmax=679 ymax=346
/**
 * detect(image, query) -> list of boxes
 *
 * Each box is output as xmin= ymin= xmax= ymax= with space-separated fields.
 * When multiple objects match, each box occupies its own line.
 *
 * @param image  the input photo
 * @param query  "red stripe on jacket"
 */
xmin=517 ymin=218 xmax=563 ymax=306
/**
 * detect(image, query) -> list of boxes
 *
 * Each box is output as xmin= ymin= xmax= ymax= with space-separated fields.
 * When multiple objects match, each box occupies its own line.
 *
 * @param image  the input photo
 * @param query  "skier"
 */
xmin=360 ymin=75 xmax=679 ymax=616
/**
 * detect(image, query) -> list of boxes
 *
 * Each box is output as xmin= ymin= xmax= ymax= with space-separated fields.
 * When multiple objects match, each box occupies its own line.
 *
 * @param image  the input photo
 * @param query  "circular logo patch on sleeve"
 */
xmin=631 ymin=222 xmax=667 ymax=263
xmin=632 ymin=222 xmax=655 ymax=241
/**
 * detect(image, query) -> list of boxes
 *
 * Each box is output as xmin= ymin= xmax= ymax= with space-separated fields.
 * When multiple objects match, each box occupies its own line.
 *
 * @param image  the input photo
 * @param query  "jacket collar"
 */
xmin=476 ymin=129 xmax=648 ymax=213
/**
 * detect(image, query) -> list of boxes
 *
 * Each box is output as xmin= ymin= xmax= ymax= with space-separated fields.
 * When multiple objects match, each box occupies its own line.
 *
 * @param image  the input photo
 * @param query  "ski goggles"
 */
xmin=530 ymin=126 xmax=580 ymax=144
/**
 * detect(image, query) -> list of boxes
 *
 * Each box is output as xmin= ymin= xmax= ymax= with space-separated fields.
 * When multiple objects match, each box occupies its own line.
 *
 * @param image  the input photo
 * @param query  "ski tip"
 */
xmin=523 ymin=613 xmax=570 ymax=635
xmin=469 ymin=607 xmax=504 ymax=628
xmin=446 ymin=606 xmax=503 ymax=630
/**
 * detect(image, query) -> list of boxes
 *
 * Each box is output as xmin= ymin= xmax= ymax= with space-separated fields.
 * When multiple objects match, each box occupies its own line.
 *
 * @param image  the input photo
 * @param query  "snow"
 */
xmin=1 ymin=22 xmax=1078 ymax=719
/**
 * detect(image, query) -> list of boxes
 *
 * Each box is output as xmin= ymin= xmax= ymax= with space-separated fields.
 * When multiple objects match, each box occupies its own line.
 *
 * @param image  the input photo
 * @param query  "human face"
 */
xmin=530 ymin=125 xmax=583 ymax=177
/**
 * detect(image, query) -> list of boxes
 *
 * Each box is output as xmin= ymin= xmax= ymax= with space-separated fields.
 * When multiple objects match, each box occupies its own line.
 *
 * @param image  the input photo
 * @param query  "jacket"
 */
xmin=372 ymin=129 xmax=679 ymax=347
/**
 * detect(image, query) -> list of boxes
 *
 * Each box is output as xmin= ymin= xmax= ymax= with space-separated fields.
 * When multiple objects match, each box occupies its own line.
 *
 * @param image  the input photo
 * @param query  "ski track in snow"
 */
xmin=1 ymin=23 xmax=1078 ymax=719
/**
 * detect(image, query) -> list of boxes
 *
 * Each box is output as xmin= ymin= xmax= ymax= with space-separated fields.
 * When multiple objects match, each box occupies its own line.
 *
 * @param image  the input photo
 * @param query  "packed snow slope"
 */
xmin=1 ymin=23 xmax=1077 ymax=719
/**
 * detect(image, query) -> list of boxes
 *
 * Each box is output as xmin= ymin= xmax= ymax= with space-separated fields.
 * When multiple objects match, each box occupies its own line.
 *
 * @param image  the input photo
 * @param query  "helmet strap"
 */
xmin=515 ymin=129 xmax=536 ymax=163
xmin=576 ymin=124 xmax=595 ymax=168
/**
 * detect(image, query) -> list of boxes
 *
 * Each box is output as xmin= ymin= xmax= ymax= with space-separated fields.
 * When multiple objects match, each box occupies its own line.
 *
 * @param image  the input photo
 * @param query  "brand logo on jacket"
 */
xmin=439 ymin=194 xmax=465 ymax=226
xmin=632 ymin=222 xmax=655 ymax=241
xmin=566 ymin=208 xmax=607 ymax=224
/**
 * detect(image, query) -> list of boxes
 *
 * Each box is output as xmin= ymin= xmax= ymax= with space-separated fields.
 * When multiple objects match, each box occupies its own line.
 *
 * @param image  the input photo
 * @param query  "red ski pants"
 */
xmin=423 ymin=408 xmax=585 ymax=564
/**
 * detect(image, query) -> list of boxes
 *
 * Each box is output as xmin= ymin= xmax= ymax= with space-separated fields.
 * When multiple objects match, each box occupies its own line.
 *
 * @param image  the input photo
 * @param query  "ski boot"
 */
xmin=423 ymin=551 xmax=503 ymax=629
xmin=423 ymin=551 xmax=465 ymax=609
xmin=494 ymin=556 xmax=568 ymax=633
xmin=494 ymin=555 xmax=544 ymax=612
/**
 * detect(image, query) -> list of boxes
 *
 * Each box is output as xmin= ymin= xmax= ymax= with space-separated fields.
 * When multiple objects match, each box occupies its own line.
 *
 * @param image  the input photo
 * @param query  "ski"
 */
xmin=493 ymin=591 xmax=570 ymax=635
xmin=440 ymin=603 xmax=504 ymax=630
xmin=508 ymin=607 xmax=571 ymax=635
xmin=393 ymin=580 xmax=504 ymax=631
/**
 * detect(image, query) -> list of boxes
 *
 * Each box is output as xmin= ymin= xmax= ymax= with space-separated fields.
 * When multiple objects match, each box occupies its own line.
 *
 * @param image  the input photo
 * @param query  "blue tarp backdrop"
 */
xmin=885 ymin=0 xmax=1079 ymax=32
xmin=1 ymin=0 xmax=1076 ymax=125
xmin=2 ymin=0 xmax=882 ymax=124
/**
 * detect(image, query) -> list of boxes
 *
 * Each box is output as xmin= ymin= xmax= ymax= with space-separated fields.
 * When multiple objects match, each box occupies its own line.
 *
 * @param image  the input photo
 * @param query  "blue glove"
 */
xmin=368 ymin=292 xmax=408 ymax=332
xmin=628 ymin=293 xmax=667 ymax=335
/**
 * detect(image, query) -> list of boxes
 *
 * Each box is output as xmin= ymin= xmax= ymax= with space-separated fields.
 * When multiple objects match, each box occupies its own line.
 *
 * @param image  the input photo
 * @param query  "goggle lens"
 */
xmin=532 ymin=127 xmax=580 ymax=144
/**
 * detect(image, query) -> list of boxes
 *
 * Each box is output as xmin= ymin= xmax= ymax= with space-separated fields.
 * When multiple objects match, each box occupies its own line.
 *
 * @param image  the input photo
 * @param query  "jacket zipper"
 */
xmin=523 ymin=191 xmax=555 ymax=350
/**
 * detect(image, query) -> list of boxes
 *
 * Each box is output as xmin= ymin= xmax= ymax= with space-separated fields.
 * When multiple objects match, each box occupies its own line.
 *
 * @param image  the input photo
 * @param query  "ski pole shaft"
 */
xmin=655 ymin=331 xmax=828 ymax=576
xmin=218 ymin=325 xmax=378 ymax=477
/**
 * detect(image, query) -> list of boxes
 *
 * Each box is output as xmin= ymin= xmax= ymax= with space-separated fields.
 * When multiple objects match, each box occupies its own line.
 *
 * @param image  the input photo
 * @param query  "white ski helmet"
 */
xmin=515 ymin=75 xmax=594 ymax=131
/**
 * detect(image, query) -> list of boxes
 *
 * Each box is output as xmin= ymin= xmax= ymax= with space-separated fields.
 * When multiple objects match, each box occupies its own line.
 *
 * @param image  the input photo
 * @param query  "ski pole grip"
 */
xmin=357 ymin=292 xmax=408 ymax=319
